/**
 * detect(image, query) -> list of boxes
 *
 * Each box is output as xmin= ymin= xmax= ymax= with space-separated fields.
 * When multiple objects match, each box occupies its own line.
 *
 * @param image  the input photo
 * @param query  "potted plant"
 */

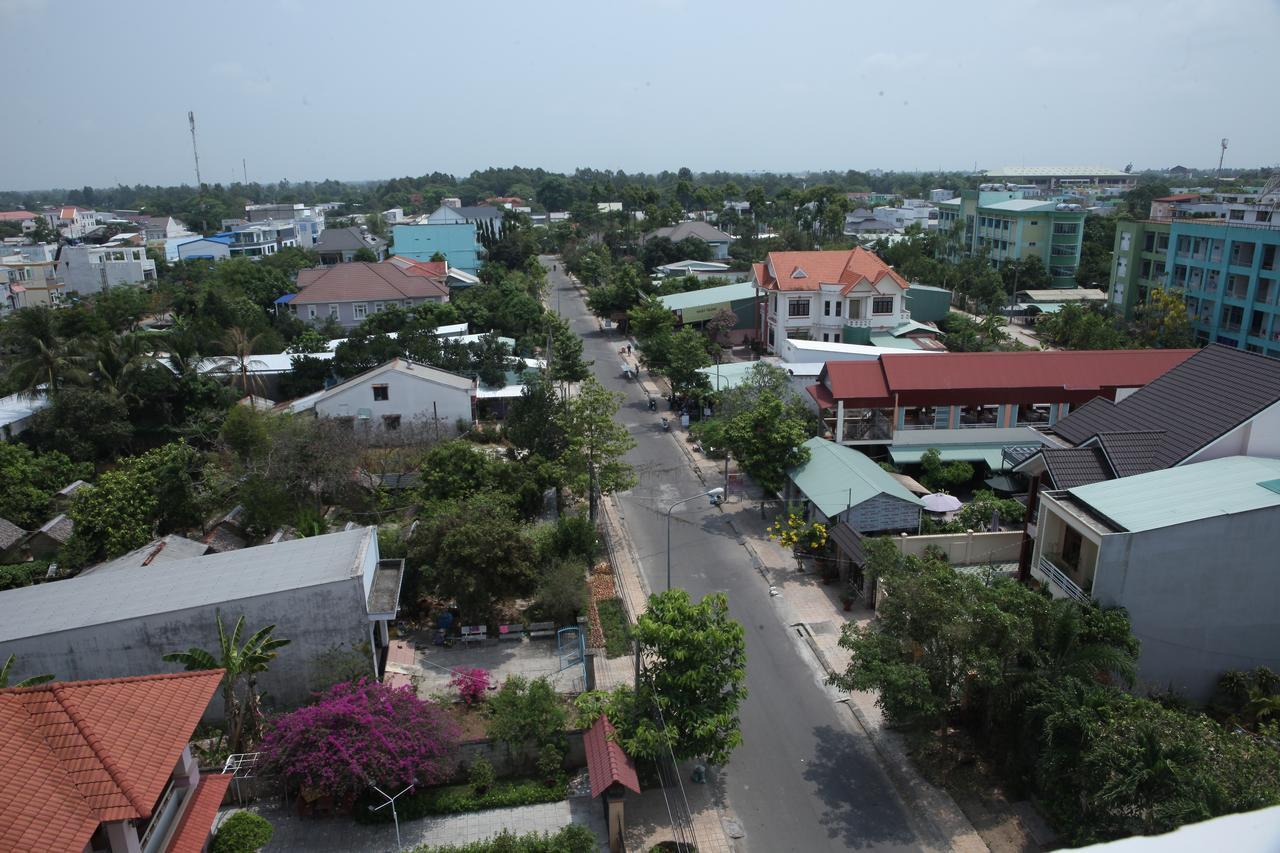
xmin=840 ymin=591 xmax=855 ymax=612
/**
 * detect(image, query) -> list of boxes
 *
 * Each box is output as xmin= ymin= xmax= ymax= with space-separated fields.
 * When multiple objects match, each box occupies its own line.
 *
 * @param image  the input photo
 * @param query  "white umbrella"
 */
xmin=922 ymin=493 xmax=962 ymax=513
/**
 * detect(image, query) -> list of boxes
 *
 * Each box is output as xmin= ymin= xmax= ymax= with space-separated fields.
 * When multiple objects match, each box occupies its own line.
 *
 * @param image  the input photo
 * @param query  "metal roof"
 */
xmin=984 ymin=165 xmax=1131 ymax=178
xmin=982 ymin=199 xmax=1056 ymax=212
xmin=1067 ymin=456 xmax=1280 ymax=533
xmin=789 ymin=437 xmax=921 ymax=518
xmin=656 ymin=281 xmax=757 ymax=311
xmin=0 ymin=527 xmax=375 ymax=643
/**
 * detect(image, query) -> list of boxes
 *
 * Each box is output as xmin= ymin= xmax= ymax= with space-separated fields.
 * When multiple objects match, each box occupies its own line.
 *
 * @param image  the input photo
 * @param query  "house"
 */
xmin=753 ymin=248 xmax=914 ymax=352
xmin=391 ymin=223 xmax=483 ymax=273
xmin=296 ymin=358 xmax=475 ymax=434
xmin=653 ymin=260 xmax=747 ymax=281
xmin=285 ymin=261 xmax=449 ymax=329
xmin=176 ymin=235 xmax=233 ymax=261
xmin=0 ymin=210 xmax=40 ymax=233
xmin=1030 ymin=456 xmax=1280 ymax=701
xmin=0 ymin=526 xmax=404 ymax=708
xmin=808 ymin=348 xmax=1195 ymax=450
xmin=842 ymin=208 xmax=894 ymax=236
xmin=385 ymin=254 xmax=481 ymax=290
xmin=46 ymin=206 xmax=98 ymax=239
xmin=139 ymin=215 xmax=194 ymax=242
xmin=315 ymin=226 xmax=388 ymax=265
xmin=783 ymin=437 xmax=923 ymax=532
xmin=0 ymin=669 xmax=233 ymax=853
xmin=227 ymin=221 xmax=298 ymax=258
xmin=26 ymin=513 xmax=72 ymax=559
xmin=641 ymin=221 xmax=733 ymax=260
xmin=79 ymin=535 xmax=211 ymax=576
xmin=656 ymin=281 xmax=759 ymax=344
xmin=425 ymin=203 xmax=505 ymax=234
xmin=0 ymin=517 xmax=26 ymax=562
xmin=0 ymin=391 xmax=49 ymax=440
xmin=1 ymin=253 xmax=65 ymax=309
xmin=57 ymin=244 xmax=157 ymax=295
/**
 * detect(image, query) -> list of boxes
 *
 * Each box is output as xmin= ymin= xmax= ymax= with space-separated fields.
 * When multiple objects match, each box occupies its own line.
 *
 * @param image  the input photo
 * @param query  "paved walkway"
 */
xmin=241 ymin=794 xmax=608 ymax=852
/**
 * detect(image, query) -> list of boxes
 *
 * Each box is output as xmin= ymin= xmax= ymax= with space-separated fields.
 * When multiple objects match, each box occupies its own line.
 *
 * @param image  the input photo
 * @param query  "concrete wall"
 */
xmin=315 ymin=370 xmax=474 ymax=429
xmin=1092 ymin=507 xmax=1280 ymax=702
xmin=1188 ymin=400 xmax=1280 ymax=464
xmin=0 ymin=580 xmax=374 ymax=715
xmin=892 ymin=530 xmax=1023 ymax=565
xmin=451 ymin=730 xmax=588 ymax=781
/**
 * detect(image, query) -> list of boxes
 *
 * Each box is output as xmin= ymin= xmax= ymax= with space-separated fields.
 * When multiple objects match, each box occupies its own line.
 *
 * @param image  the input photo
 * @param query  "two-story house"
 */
xmin=286 ymin=261 xmax=449 ymax=329
xmin=0 ymin=669 xmax=232 ymax=853
xmin=640 ymin=221 xmax=734 ymax=260
xmin=46 ymin=206 xmax=99 ymax=239
xmin=58 ymin=244 xmax=157 ymax=295
xmin=753 ymin=248 xmax=912 ymax=353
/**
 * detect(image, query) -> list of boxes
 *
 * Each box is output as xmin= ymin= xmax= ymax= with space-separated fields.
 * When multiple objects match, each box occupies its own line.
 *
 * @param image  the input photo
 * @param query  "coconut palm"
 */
xmin=213 ymin=326 xmax=270 ymax=398
xmin=2 ymin=307 xmax=88 ymax=394
xmin=163 ymin=611 xmax=290 ymax=753
xmin=90 ymin=332 xmax=154 ymax=402
xmin=0 ymin=653 xmax=54 ymax=688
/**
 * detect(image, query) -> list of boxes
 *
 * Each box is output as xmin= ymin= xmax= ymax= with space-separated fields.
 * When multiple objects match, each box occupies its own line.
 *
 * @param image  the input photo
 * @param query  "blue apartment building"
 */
xmin=391 ymin=223 xmax=483 ymax=273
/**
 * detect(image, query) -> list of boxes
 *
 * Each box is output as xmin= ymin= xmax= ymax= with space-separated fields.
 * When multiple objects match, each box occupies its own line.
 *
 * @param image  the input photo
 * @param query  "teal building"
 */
xmin=391 ymin=223 xmax=482 ymax=273
xmin=937 ymin=190 xmax=1087 ymax=288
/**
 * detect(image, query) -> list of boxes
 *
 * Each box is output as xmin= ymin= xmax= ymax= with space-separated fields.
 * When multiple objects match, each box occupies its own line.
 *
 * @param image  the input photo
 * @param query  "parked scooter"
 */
xmin=647 ymin=396 xmax=657 ymax=411
xmin=661 ymin=417 xmax=670 ymax=431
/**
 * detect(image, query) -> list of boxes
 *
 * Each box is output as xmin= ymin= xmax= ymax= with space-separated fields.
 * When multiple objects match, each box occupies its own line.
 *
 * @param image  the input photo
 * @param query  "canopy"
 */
xmin=922 ymin=493 xmax=962 ymax=513
xmin=890 ymin=446 xmax=1008 ymax=469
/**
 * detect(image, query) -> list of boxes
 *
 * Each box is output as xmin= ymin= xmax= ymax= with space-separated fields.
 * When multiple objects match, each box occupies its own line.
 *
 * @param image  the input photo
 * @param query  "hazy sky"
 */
xmin=3 ymin=0 xmax=1277 ymax=190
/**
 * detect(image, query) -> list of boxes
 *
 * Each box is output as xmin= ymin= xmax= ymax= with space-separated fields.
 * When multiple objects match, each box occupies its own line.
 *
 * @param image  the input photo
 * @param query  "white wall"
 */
xmin=1186 ymin=401 xmax=1280 ymax=464
xmin=316 ymin=369 xmax=474 ymax=430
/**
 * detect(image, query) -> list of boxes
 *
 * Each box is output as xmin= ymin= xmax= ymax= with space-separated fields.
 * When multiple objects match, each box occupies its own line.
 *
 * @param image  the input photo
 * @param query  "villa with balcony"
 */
xmin=1030 ymin=456 xmax=1280 ymax=701
xmin=753 ymin=248 xmax=917 ymax=354
xmin=0 ymin=669 xmax=231 ymax=853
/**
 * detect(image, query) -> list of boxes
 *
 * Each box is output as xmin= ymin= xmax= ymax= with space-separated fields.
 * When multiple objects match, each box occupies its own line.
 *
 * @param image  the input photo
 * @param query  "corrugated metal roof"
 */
xmin=789 ymin=438 xmax=921 ymax=518
xmin=0 ymin=527 xmax=374 ymax=643
xmin=656 ymin=281 xmax=757 ymax=311
xmin=984 ymin=165 xmax=1131 ymax=178
xmin=1067 ymin=456 xmax=1280 ymax=533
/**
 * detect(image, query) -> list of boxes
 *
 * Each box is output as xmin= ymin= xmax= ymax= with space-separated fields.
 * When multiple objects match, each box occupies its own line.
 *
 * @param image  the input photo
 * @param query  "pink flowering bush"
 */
xmin=260 ymin=678 xmax=460 ymax=798
xmin=450 ymin=667 xmax=491 ymax=707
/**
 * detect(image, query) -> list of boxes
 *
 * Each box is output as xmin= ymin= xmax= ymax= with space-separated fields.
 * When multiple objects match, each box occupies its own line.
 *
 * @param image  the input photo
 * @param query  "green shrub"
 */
xmin=0 ymin=561 xmax=49 ymax=592
xmin=357 ymin=776 xmax=567 ymax=824
xmin=469 ymin=756 xmax=496 ymax=796
xmin=409 ymin=824 xmax=597 ymax=853
xmin=536 ymin=743 xmax=563 ymax=782
xmin=211 ymin=811 xmax=274 ymax=853
xmin=531 ymin=559 xmax=587 ymax=626
xmin=595 ymin=598 xmax=631 ymax=659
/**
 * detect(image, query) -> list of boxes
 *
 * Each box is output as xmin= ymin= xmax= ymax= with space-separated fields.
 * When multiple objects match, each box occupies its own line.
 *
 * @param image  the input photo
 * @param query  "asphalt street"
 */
xmin=541 ymin=257 xmax=926 ymax=852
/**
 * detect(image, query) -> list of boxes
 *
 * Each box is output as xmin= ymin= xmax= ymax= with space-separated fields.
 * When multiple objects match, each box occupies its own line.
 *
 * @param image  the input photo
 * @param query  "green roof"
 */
xmin=789 ymin=437 xmax=921 ymax=517
xmin=868 ymin=332 xmax=920 ymax=350
xmin=890 ymin=446 xmax=1008 ymax=469
xmin=656 ymin=281 xmax=757 ymax=312
xmin=1067 ymin=456 xmax=1280 ymax=533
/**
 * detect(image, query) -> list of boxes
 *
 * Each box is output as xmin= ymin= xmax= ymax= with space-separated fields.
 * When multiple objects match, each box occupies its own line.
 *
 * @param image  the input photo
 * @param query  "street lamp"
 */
xmin=666 ymin=488 xmax=725 ymax=591
xmin=368 ymin=778 xmax=417 ymax=851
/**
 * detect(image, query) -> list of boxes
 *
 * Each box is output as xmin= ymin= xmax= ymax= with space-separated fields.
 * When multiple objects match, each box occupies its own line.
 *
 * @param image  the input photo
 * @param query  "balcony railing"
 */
xmin=1038 ymin=554 xmax=1090 ymax=603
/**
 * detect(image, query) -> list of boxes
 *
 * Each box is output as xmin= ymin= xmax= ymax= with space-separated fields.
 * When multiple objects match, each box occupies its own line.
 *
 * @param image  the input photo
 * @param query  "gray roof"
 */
xmin=455 ymin=206 xmax=504 ymax=221
xmin=1040 ymin=447 xmax=1114 ymax=489
xmin=1051 ymin=345 xmax=1280 ymax=473
xmin=316 ymin=226 xmax=386 ymax=253
xmin=0 ymin=518 xmax=25 ymax=550
xmin=0 ymin=527 xmax=375 ymax=643
xmin=1093 ymin=431 xmax=1164 ymax=478
xmin=37 ymin=514 xmax=73 ymax=543
xmin=79 ymin=535 xmax=211 ymax=576
xmin=646 ymin=221 xmax=733 ymax=244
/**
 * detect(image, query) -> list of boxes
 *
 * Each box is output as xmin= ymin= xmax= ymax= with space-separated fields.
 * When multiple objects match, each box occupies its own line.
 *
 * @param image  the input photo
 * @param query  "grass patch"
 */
xmin=409 ymin=824 xmax=598 ymax=853
xmin=355 ymin=776 xmax=567 ymax=824
xmin=596 ymin=598 xmax=631 ymax=659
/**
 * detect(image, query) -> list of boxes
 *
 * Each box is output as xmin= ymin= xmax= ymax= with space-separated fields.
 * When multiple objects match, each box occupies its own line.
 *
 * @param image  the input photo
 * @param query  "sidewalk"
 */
xmin=655 ymin=422 xmax=989 ymax=853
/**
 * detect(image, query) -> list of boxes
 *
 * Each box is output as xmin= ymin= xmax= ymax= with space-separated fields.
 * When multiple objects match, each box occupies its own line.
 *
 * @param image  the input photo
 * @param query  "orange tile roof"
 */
xmin=0 ymin=670 xmax=223 ymax=853
xmin=292 ymin=261 xmax=449 ymax=304
xmin=0 ymin=211 xmax=38 ymax=221
xmin=584 ymin=715 xmax=640 ymax=798
xmin=165 ymin=773 xmax=233 ymax=853
xmin=386 ymin=255 xmax=448 ymax=278
xmin=754 ymin=248 xmax=909 ymax=294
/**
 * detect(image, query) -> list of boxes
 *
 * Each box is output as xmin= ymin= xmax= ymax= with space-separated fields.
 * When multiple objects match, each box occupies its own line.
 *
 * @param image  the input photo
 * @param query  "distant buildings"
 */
xmin=57 ymin=244 xmax=156 ymax=295
xmin=244 ymin=202 xmax=326 ymax=246
xmin=283 ymin=261 xmax=449 ymax=328
xmin=753 ymin=248 xmax=913 ymax=352
xmin=315 ymin=226 xmax=387 ymax=265
xmin=1108 ymin=191 xmax=1280 ymax=355
xmin=980 ymin=165 xmax=1137 ymax=192
xmin=0 ymin=249 xmax=64 ymax=309
xmin=44 ymin=206 xmax=98 ymax=239
xmin=937 ymin=189 xmax=1087 ymax=288
xmin=641 ymin=221 xmax=734 ymax=260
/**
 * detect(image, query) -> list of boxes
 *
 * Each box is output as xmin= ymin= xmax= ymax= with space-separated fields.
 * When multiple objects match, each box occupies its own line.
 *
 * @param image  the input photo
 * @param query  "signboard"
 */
xmin=681 ymin=301 xmax=730 ymax=324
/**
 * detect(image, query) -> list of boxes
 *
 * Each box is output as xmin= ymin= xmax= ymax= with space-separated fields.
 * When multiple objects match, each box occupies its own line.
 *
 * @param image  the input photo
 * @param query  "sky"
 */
xmin=3 ymin=0 xmax=1278 ymax=190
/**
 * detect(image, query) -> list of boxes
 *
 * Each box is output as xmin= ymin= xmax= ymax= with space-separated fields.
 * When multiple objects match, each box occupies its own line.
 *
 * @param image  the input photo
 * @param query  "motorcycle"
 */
xmin=661 ymin=417 xmax=670 ymax=431
xmin=647 ymin=396 xmax=657 ymax=411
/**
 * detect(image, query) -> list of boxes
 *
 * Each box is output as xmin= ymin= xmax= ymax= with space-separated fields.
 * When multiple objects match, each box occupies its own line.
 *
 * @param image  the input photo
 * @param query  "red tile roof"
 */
xmin=822 ymin=349 xmax=1196 ymax=407
xmin=164 ymin=773 xmax=233 ymax=853
xmin=584 ymin=715 xmax=640 ymax=798
xmin=0 ymin=670 xmax=223 ymax=853
xmin=292 ymin=261 xmax=449 ymax=304
xmin=754 ymin=248 xmax=909 ymax=294
xmin=0 ymin=211 xmax=38 ymax=221
xmin=386 ymin=255 xmax=448 ymax=278
xmin=1153 ymin=193 xmax=1201 ymax=202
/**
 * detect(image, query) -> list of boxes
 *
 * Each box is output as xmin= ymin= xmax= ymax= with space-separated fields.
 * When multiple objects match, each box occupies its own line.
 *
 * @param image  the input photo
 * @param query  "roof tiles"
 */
xmin=292 ymin=261 xmax=448 ymax=304
xmin=584 ymin=715 xmax=640 ymax=798
xmin=755 ymin=248 xmax=909 ymax=294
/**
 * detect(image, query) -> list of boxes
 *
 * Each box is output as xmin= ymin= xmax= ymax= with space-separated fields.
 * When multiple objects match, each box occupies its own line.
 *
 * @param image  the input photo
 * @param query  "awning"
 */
xmin=829 ymin=522 xmax=865 ymax=564
xmin=983 ymin=474 xmax=1025 ymax=494
xmin=273 ymin=292 xmax=297 ymax=304
xmin=890 ymin=446 xmax=1008 ymax=469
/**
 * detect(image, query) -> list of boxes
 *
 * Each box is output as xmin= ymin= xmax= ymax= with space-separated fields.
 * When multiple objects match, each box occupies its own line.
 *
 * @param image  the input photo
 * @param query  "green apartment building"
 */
xmin=937 ymin=190 xmax=1087 ymax=287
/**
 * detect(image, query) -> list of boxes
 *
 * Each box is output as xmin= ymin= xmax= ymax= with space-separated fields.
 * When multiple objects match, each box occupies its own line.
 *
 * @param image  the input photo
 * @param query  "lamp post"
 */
xmin=666 ymin=488 xmax=725 ymax=591
xmin=368 ymin=779 xmax=417 ymax=851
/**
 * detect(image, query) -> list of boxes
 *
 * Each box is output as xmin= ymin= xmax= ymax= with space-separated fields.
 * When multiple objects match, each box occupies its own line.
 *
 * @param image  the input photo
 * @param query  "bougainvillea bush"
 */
xmin=450 ymin=667 xmax=491 ymax=707
xmin=260 ymin=678 xmax=460 ymax=798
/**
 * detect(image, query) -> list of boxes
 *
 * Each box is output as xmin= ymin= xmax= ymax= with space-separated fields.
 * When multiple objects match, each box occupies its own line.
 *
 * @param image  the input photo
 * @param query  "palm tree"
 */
xmin=91 ymin=332 xmax=153 ymax=402
xmin=163 ymin=611 xmax=289 ymax=753
xmin=1039 ymin=601 xmax=1137 ymax=687
xmin=2 ymin=307 xmax=88 ymax=394
xmin=214 ymin=326 xmax=270 ymax=398
xmin=0 ymin=653 xmax=54 ymax=688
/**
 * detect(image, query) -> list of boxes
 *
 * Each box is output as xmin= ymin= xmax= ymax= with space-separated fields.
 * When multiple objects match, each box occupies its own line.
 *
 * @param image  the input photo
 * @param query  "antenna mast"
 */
xmin=188 ymin=111 xmax=203 ymax=187
xmin=1217 ymin=138 xmax=1229 ymax=177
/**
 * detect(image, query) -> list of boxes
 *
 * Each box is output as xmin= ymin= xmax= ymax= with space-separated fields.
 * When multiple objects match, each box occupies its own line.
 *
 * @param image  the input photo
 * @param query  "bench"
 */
xmin=459 ymin=625 xmax=487 ymax=645
xmin=528 ymin=621 xmax=556 ymax=640
xmin=497 ymin=624 xmax=525 ymax=641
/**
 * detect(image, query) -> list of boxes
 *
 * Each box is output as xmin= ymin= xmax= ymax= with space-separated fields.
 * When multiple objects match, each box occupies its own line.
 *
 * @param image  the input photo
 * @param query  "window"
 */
xmin=1119 ymin=232 xmax=1132 ymax=251
xmin=374 ymin=302 xmax=384 ymax=313
xmin=328 ymin=304 xmax=339 ymax=318
xmin=382 ymin=414 xmax=401 ymax=431
xmin=834 ymin=301 xmax=842 ymax=317
xmin=787 ymin=299 xmax=810 ymax=317
xmin=354 ymin=303 xmax=368 ymax=319
xmin=308 ymin=305 xmax=317 ymax=319
xmin=823 ymin=300 xmax=831 ymax=316
xmin=1230 ymin=209 xmax=1246 ymax=221
xmin=1030 ymin=220 xmax=1039 ymax=225
xmin=872 ymin=297 xmax=894 ymax=315
xmin=372 ymin=384 xmax=389 ymax=401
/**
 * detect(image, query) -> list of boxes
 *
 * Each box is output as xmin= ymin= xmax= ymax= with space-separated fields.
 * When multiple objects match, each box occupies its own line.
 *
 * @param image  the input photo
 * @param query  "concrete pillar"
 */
xmin=174 ymin=745 xmax=200 ymax=788
xmin=835 ymin=401 xmax=845 ymax=443
xmin=895 ymin=407 xmax=906 ymax=429
xmin=104 ymin=821 xmax=141 ymax=853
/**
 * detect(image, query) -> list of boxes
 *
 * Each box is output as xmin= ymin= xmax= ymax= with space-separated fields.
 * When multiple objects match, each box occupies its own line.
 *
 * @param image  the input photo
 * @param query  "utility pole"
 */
xmin=1218 ymin=138 xmax=1229 ymax=177
xmin=243 ymin=157 xmax=248 ymax=185
xmin=188 ymin=111 xmax=202 ymax=187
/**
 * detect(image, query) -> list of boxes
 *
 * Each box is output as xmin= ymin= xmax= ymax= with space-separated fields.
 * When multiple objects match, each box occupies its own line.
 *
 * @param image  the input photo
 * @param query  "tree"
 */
xmin=918 ymin=447 xmax=974 ymax=492
xmin=628 ymin=299 xmax=676 ymax=372
xmin=364 ymin=209 xmax=389 ymax=239
xmin=260 ymin=678 xmax=459 ymax=799
xmin=664 ymin=327 xmax=713 ymax=398
xmin=558 ymin=378 xmax=636 ymax=522
xmin=210 ymin=811 xmax=274 ymax=853
xmin=163 ymin=611 xmax=290 ymax=754
xmin=486 ymin=675 xmax=567 ymax=770
xmin=544 ymin=312 xmax=590 ymax=384
xmin=1 ymin=307 xmax=87 ymax=393
xmin=1076 ymin=215 xmax=1118 ymax=288
xmin=506 ymin=373 xmax=568 ymax=462
xmin=0 ymin=443 xmax=91 ymax=528
xmin=215 ymin=327 xmax=271 ymax=396
xmin=718 ymin=392 xmax=811 ymax=495
xmin=1000 ymin=255 xmax=1053 ymax=296
xmin=0 ymin=653 xmax=54 ymax=688
xmin=630 ymin=590 xmax=747 ymax=764
xmin=1037 ymin=303 xmax=1128 ymax=350
xmin=1131 ymin=287 xmax=1194 ymax=349
xmin=28 ymin=387 xmax=133 ymax=463
xmin=705 ymin=306 xmax=738 ymax=347
xmin=353 ymin=246 xmax=378 ymax=263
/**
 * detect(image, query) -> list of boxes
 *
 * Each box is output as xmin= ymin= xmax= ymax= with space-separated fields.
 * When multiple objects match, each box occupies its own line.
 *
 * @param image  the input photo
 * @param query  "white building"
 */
xmin=142 ymin=216 xmax=194 ymax=242
xmin=58 ymin=244 xmax=156 ymax=295
xmin=45 ymin=206 xmax=99 ymax=239
xmin=929 ymin=189 xmax=955 ymax=203
xmin=300 ymin=358 xmax=475 ymax=435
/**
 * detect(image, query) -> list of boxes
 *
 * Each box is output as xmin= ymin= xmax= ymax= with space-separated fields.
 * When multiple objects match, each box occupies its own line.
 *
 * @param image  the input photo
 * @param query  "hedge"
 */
xmin=210 ymin=811 xmax=274 ymax=853
xmin=596 ymin=598 xmax=631 ymax=659
xmin=356 ymin=776 xmax=567 ymax=824
xmin=409 ymin=824 xmax=597 ymax=853
xmin=0 ymin=561 xmax=49 ymax=592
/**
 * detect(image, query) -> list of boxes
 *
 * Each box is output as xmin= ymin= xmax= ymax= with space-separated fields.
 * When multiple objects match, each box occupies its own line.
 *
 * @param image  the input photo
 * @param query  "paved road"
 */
xmin=542 ymin=257 xmax=926 ymax=852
